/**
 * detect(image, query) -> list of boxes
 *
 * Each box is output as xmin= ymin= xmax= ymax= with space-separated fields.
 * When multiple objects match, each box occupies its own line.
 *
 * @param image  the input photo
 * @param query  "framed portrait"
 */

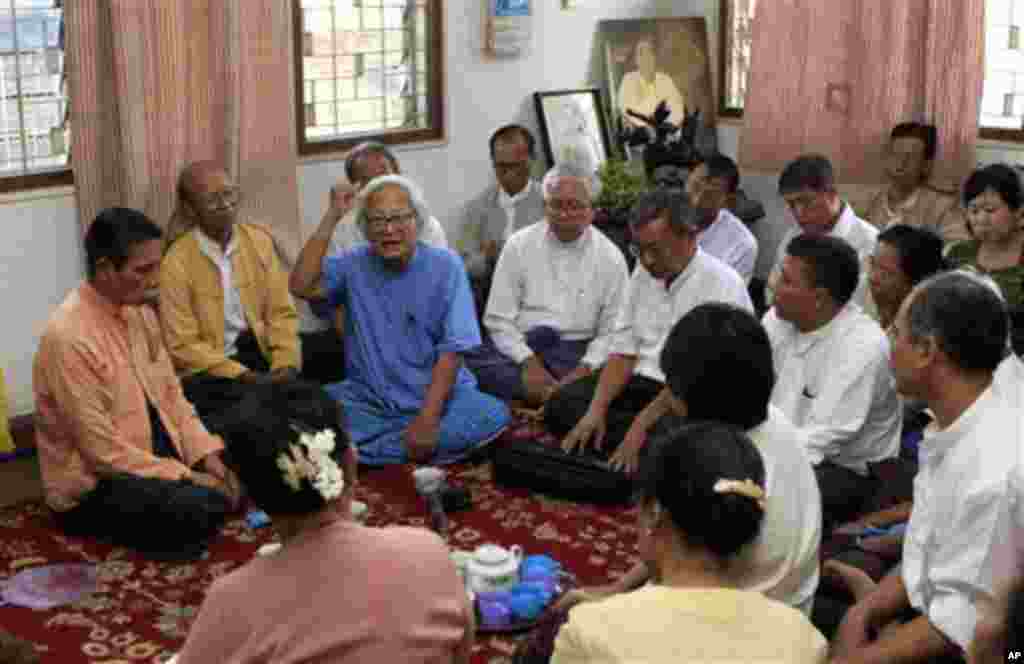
xmin=533 ymin=88 xmax=612 ymax=170
xmin=597 ymin=18 xmax=713 ymax=136
xmin=719 ymin=0 xmax=758 ymax=117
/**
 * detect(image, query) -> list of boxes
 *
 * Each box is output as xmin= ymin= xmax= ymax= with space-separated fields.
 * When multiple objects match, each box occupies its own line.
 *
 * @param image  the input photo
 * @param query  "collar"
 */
xmin=498 ymin=179 xmax=534 ymax=208
xmin=194 ymin=226 xmax=237 ymax=259
xmin=664 ymin=247 xmax=703 ymax=294
xmin=883 ymin=186 xmax=922 ymax=218
xmin=828 ymin=202 xmax=857 ymax=239
xmin=545 ymin=222 xmax=590 ymax=251
xmin=920 ymin=380 xmax=996 ymax=465
xmin=792 ymin=301 xmax=858 ymax=357
xmin=80 ymin=280 xmax=128 ymax=322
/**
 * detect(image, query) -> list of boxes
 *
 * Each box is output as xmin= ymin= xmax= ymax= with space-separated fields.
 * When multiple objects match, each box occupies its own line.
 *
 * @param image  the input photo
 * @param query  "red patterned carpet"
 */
xmin=0 ymin=436 xmax=640 ymax=663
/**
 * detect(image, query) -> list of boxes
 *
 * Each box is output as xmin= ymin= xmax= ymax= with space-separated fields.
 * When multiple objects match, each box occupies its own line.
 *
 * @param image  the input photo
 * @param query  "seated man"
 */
xmin=765 ymin=234 xmax=901 ymax=529
xmin=769 ymin=154 xmax=878 ymax=308
xmin=290 ymin=175 xmax=510 ymax=465
xmin=864 ymin=122 xmax=968 ymax=243
xmin=868 ymin=224 xmax=947 ymax=331
xmin=328 ymin=141 xmax=447 ymax=254
xmin=834 ymin=271 xmax=1019 ymax=664
xmin=558 ymin=302 xmax=822 ymax=617
xmin=545 ymin=189 xmax=752 ymax=472
xmin=33 ymin=208 xmax=240 ymax=560
xmin=687 ymin=153 xmax=759 ymax=283
xmin=465 ymin=161 xmax=629 ymax=405
xmin=461 ymin=124 xmax=546 ymax=285
xmin=160 ymin=162 xmax=302 ymax=426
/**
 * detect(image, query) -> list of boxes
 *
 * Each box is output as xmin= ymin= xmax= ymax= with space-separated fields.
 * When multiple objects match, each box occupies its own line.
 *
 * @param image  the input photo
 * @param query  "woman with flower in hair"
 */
xmin=551 ymin=422 xmax=826 ymax=663
xmin=175 ymin=381 xmax=474 ymax=663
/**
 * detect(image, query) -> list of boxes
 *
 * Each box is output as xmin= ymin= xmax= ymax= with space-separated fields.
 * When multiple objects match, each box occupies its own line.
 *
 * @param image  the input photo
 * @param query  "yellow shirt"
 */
xmin=552 ymin=585 xmax=827 ymax=664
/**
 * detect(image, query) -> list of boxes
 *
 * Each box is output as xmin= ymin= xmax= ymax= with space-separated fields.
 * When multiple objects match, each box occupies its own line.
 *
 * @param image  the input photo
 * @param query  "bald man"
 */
xmin=160 ymin=162 xmax=301 ymax=429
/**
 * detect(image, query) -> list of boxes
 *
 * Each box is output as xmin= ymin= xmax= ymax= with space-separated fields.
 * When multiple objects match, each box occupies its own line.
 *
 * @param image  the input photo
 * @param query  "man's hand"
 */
xmin=404 ymin=412 xmax=441 ymax=463
xmin=326 ymin=182 xmax=358 ymax=223
xmin=561 ymin=407 xmax=607 ymax=454
xmin=608 ymin=421 xmax=646 ymax=474
xmin=238 ymin=370 xmax=269 ymax=385
xmin=521 ymin=356 xmax=557 ymax=406
xmin=833 ymin=602 xmax=877 ymax=660
xmin=269 ymin=367 xmax=299 ymax=383
xmin=197 ymin=454 xmax=243 ymax=509
xmin=482 ymin=239 xmax=500 ymax=262
xmin=552 ymin=584 xmax=622 ymax=613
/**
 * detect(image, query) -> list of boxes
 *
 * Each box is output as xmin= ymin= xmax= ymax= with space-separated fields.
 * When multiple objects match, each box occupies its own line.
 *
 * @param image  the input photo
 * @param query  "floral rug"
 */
xmin=0 ymin=432 xmax=640 ymax=663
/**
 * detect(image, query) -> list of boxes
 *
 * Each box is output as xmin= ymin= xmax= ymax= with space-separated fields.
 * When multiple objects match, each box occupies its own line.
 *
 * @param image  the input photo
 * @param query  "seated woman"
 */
xmin=175 ymin=381 xmax=474 ymax=663
xmin=550 ymin=422 xmax=827 ymax=663
xmin=948 ymin=164 xmax=1024 ymax=309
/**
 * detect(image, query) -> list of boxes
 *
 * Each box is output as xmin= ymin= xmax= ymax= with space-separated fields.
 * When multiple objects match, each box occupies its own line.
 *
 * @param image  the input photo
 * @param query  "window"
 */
xmin=0 ymin=0 xmax=69 ymax=192
xmin=293 ymin=0 xmax=444 ymax=156
xmin=982 ymin=0 xmax=1024 ymax=138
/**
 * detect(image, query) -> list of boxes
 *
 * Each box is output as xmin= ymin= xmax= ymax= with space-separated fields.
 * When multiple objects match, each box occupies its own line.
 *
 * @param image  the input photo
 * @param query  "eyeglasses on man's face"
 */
xmin=192 ymin=186 xmax=240 ymax=211
xmin=547 ymin=199 xmax=590 ymax=216
xmin=366 ymin=210 xmax=416 ymax=234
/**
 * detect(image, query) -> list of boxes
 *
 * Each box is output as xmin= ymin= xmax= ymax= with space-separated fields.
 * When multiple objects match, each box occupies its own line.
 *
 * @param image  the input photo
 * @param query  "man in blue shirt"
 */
xmin=291 ymin=175 xmax=510 ymax=465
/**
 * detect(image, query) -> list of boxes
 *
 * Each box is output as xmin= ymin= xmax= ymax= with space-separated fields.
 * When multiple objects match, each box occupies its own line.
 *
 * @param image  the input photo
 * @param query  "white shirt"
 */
xmin=612 ymin=248 xmax=752 ymax=383
xmin=328 ymin=210 xmax=448 ymax=256
xmin=731 ymin=406 xmax=822 ymax=613
xmin=698 ymin=208 xmax=759 ymax=284
xmin=497 ymin=180 xmax=535 ymax=243
xmin=484 ymin=222 xmax=629 ymax=369
xmin=903 ymin=357 xmax=1023 ymax=650
xmin=763 ymin=303 xmax=900 ymax=474
xmin=617 ymin=70 xmax=685 ymax=125
xmin=195 ymin=228 xmax=248 ymax=356
xmin=769 ymin=203 xmax=878 ymax=308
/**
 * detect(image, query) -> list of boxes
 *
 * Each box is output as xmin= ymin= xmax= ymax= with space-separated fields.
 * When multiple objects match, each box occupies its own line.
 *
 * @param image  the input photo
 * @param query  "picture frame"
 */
xmin=719 ymin=0 xmax=758 ymax=117
xmin=533 ymin=88 xmax=612 ymax=170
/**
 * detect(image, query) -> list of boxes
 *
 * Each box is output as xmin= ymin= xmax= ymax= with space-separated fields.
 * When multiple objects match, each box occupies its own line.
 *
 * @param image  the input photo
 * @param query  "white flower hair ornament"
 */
xmin=276 ymin=428 xmax=345 ymax=501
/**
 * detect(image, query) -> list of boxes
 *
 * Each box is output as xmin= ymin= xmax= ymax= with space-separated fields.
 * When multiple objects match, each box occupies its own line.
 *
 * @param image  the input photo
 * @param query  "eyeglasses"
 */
xmin=494 ymin=160 xmax=530 ymax=176
xmin=366 ymin=210 xmax=416 ymax=233
xmin=547 ymin=199 xmax=590 ymax=216
xmin=192 ymin=186 xmax=240 ymax=211
xmin=628 ymin=242 xmax=671 ymax=262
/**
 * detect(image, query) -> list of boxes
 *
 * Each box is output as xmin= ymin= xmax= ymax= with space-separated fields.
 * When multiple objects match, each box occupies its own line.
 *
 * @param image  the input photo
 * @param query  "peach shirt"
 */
xmin=33 ymin=282 xmax=223 ymax=512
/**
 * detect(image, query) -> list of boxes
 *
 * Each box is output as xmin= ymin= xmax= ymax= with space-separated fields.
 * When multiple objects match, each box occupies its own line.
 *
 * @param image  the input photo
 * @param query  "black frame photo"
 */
xmin=533 ymin=88 xmax=612 ymax=170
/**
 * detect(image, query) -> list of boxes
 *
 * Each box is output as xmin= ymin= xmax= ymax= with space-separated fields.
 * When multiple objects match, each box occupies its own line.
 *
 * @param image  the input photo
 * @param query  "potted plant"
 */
xmin=592 ymin=158 xmax=647 ymax=267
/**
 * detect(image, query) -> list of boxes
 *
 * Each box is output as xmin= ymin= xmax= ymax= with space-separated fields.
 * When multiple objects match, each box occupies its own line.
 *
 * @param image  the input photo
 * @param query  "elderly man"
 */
xmin=160 ymin=162 xmax=301 ymax=425
xmin=557 ymin=303 xmax=822 ymax=617
xmin=764 ymin=234 xmax=900 ymax=529
xmin=34 ymin=208 xmax=239 ymax=560
xmin=461 ymin=124 xmax=546 ymax=283
xmin=328 ymin=142 xmax=447 ymax=254
xmin=465 ymin=161 xmax=628 ymax=405
xmin=618 ymin=37 xmax=685 ymax=127
xmin=769 ymin=154 xmax=878 ymax=308
xmin=290 ymin=175 xmax=510 ymax=465
xmin=545 ymin=189 xmax=752 ymax=472
xmin=864 ymin=122 xmax=968 ymax=243
xmin=687 ymin=153 xmax=759 ymax=283
xmin=833 ymin=271 xmax=1020 ymax=664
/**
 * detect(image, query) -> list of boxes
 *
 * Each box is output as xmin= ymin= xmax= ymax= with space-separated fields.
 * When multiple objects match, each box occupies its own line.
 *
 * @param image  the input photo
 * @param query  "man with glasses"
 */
xmin=545 ymin=189 xmax=752 ymax=473
xmin=461 ymin=125 xmax=546 ymax=285
xmin=768 ymin=154 xmax=878 ymax=308
xmin=464 ymin=161 xmax=629 ymax=406
xmin=687 ymin=153 xmax=759 ymax=284
xmin=290 ymin=175 xmax=510 ymax=466
xmin=160 ymin=161 xmax=301 ymax=430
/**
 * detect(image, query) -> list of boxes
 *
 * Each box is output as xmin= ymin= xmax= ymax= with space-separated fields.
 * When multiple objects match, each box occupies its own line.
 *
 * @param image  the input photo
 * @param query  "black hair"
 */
xmin=84 ymin=207 xmax=163 ymax=279
xmin=210 ymin=381 xmax=351 ymax=517
xmin=344 ymin=142 xmax=401 ymax=183
xmin=962 ymin=163 xmax=1024 ymax=211
xmin=699 ymin=153 xmax=741 ymax=193
xmin=629 ymin=188 xmax=698 ymax=235
xmin=890 ymin=122 xmax=938 ymax=161
xmin=778 ymin=154 xmax=836 ymax=196
xmin=876 ymin=224 xmax=946 ymax=286
xmin=636 ymin=421 xmax=766 ymax=559
xmin=489 ymin=124 xmax=536 ymax=160
xmin=786 ymin=234 xmax=860 ymax=307
xmin=660 ymin=303 xmax=773 ymax=430
xmin=1007 ymin=576 xmax=1024 ymax=656
xmin=906 ymin=271 xmax=1009 ymax=374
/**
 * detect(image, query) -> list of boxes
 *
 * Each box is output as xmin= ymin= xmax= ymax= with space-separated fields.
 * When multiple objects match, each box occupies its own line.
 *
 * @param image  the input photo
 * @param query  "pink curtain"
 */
xmin=738 ymin=0 xmax=984 ymax=188
xmin=66 ymin=1 xmax=302 ymax=256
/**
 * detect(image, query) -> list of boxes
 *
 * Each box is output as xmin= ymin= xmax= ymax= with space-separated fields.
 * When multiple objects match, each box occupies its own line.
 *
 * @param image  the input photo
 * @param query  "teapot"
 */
xmin=466 ymin=543 xmax=522 ymax=594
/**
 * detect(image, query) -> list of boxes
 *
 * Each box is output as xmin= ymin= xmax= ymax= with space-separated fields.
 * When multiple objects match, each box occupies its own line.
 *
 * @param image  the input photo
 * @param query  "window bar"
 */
xmin=379 ymin=7 xmax=386 ymax=131
xmin=331 ymin=1 xmax=340 ymax=138
xmin=404 ymin=1 xmax=417 ymax=128
xmin=10 ymin=0 xmax=29 ymax=174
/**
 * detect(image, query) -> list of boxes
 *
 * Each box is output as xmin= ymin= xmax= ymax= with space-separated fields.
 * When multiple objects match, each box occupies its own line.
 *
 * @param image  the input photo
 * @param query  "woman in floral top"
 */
xmin=947 ymin=164 xmax=1024 ymax=308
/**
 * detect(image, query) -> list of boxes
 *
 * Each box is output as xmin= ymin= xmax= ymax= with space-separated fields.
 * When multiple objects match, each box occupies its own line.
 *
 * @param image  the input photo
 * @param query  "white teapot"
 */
xmin=466 ymin=543 xmax=522 ymax=594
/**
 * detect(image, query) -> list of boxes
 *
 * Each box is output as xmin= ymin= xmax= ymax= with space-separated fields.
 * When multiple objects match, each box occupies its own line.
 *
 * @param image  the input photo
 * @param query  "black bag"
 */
xmin=491 ymin=439 xmax=635 ymax=505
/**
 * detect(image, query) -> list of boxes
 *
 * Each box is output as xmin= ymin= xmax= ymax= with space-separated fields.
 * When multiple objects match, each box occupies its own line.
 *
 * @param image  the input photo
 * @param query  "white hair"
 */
xmin=353 ymin=174 xmax=430 ymax=235
xmin=542 ymin=160 xmax=601 ymax=203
